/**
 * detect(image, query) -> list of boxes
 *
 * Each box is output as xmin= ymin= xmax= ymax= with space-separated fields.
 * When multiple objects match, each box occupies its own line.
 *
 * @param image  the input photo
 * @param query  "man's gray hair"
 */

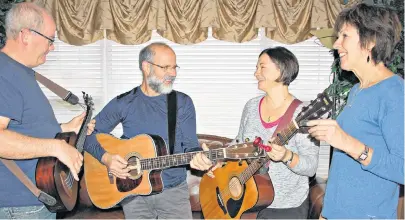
xmin=138 ymin=42 xmax=172 ymax=71
xmin=5 ymin=3 xmax=46 ymax=39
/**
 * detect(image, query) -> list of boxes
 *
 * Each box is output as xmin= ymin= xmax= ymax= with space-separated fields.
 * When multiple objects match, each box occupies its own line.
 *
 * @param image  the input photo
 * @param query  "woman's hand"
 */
xmin=306 ymin=119 xmax=349 ymax=152
xmin=266 ymin=140 xmax=289 ymax=162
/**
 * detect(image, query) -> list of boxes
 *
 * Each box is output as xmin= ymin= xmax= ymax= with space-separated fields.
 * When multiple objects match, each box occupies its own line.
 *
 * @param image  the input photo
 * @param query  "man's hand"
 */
xmin=61 ymin=112 xmax=96 ymax=135
xmin=101 ymin=152 xmax=131 ymax=179
xmin=52 ymin=140 xmax=83 ymax=181
xmin=190 ymin=143 xmax=223 ymax=178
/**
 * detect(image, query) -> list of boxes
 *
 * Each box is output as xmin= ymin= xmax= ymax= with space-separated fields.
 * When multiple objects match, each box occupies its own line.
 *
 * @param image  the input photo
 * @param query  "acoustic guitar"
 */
xmin=199 ymin=92 xmax=332 ymax=219
xmin=83 ymin=134 xmax=267 ymax=209
xmin=35 ymin=93 xmax=94 ymax=212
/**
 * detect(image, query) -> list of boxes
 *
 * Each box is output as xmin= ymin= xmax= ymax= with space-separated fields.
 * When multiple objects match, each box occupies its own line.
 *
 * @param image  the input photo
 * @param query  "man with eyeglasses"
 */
xmin=0 ymin=3 xmax=95 ymax=219
xmin=84 ymin=42 xmax=200 ymax=219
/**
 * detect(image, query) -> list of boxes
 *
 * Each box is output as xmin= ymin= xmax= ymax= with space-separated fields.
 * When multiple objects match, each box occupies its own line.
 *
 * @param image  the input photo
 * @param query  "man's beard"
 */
xmin=147 ymin=70 xmax=176 ymax=94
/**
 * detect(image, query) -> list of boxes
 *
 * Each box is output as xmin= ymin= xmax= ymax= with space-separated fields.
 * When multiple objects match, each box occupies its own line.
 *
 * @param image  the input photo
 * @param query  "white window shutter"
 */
xmin=33 ymin=37 xmax=104 ymax=124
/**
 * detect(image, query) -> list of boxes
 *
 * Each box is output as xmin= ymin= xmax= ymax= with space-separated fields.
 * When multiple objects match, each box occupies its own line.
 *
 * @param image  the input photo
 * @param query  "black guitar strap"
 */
xmin=130 ymin=87 xmax=177 ymax=155
xmin=167 ymin=91 xmax=177 ymax=155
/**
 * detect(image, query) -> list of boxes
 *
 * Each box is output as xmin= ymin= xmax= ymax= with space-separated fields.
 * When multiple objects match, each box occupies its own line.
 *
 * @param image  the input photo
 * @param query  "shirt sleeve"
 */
xmin=283 ymin=104 xmax=320 ymax=177
xmin=361 ymin=91 xmax=404 ymax=184
xmin=177 ymin=95 xmax=200 ymax=153
xmin=84 ymin=97 xmax=123 ymax=162
xmin=288 ymin=133 xmax=320 ymax=177
xmin=0 ymin=76 xmax=23 ymax=122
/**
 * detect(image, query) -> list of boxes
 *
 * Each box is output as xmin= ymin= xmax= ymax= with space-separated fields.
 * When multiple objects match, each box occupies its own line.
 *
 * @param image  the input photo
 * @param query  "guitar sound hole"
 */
xmin=228 ymin=177 xmax=243 ymax=198
xmin=127 ymin=156 xmax=141 ymax=179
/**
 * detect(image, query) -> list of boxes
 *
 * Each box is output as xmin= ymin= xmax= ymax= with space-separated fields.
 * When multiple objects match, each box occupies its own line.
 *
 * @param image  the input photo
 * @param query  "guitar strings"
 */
xmin=220 ymin=123 xmax=298 ymax=196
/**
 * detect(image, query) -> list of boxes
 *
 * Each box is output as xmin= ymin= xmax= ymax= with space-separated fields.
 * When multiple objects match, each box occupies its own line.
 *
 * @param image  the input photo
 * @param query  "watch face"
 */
xmin=359 ymin=154 xmax=367 ymax=160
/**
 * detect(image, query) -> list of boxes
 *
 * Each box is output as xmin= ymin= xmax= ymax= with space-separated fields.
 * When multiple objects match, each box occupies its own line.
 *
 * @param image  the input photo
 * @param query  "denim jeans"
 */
xmin=121 ymin=181 xmax=192 ymax=219
xmin=0 ymin=205 xmax=55 ymax=219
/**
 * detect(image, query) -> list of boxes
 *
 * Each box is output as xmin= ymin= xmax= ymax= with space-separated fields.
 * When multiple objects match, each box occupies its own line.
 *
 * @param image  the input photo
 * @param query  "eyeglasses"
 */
xmin=29 ymin=29 xmax=55 ymax=46
xmin=147 ymin=61 xmax=180 ymax=72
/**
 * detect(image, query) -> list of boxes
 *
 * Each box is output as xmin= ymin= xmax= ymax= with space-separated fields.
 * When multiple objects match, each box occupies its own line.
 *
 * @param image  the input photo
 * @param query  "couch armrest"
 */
xmin=308 ymin=176 xmax=327 ymax=219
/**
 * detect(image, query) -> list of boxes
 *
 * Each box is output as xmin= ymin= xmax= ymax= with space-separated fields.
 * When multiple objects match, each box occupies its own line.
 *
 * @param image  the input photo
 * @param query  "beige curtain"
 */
xmin=28 ymin=0 xmax=357 ymax=46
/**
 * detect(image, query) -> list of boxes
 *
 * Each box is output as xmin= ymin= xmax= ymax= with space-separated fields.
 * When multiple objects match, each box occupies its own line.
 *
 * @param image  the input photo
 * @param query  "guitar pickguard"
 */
xmin=226 ymin=184 xmax=247 ymax=218
xmin=215 ymin=187 xmax=227 ymax=214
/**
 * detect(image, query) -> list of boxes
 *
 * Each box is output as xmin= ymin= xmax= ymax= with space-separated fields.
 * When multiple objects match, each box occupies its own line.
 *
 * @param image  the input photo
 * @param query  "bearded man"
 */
xmin=84 ymin=42 xmax=200 ymax=219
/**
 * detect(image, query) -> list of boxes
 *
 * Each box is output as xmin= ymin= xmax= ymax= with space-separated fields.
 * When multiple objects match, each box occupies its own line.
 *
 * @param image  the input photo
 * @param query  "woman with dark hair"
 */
xmin=306 ymin=3 xmax=404 ymax=219
xmin=191 ymin=46 xmax=319 ymax=219
xmin=233 ymin=46 xmax=319 ymax=219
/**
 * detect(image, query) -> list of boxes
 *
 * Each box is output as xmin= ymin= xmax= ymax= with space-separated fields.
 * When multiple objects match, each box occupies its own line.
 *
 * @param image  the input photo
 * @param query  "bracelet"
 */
xmin=283 ymin=151 xmax=294 ymax=166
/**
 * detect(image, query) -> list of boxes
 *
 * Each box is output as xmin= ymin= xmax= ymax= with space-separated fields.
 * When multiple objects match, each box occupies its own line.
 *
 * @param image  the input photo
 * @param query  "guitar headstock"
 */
xmin=296 ymin=92 xmax=332 ymax=124
xmin=223 ymin=142 xmax=266 ymax=159
xmin=82 ymin=92 xmax=94 ymax=109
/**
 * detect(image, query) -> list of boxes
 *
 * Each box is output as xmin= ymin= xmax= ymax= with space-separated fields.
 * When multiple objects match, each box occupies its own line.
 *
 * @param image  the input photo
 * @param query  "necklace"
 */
xmin=266 ymin=95 xmax=289 ymax=122
xmin=347 ymin=86 xmax=363 ymax=108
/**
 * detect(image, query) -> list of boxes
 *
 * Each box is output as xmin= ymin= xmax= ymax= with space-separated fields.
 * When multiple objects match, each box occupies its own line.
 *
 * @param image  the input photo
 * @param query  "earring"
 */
xmin=367 ymin=55 xmax=370 ymax=63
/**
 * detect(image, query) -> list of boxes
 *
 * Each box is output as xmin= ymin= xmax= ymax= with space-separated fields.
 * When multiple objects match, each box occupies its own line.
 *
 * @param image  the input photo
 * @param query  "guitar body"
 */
xmin=35 ymin=132 xmax=78 ymax=212
xmin=200 ymin=160 xmax=274 ymax=219
xmin=84 ymin=133 xmax=167 ymax=209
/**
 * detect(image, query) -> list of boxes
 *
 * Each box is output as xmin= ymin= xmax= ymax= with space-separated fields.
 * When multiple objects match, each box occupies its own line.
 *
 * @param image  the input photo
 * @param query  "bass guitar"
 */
xmin=83 ymin=134 xmax=267 ymax=209
xmin=35 ymin=92 xmax=94 ymax=212
xmin=199 ymin=92 xmax=332 ymax=219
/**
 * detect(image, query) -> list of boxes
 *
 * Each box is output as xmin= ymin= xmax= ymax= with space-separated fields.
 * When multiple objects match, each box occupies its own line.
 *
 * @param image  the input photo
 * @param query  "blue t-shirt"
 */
xmin=0 ymin=52 xmax=61 ymax=207
xmin=84 ymin=87 xmax=200 ymax=189
xmin=322 ymin=75 xmax=404 ymax=219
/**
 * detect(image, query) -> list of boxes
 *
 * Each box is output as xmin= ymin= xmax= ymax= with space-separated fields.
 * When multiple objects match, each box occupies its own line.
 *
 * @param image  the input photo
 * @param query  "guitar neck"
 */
xmin=139 ymin=148 xmax=225 ymax=170
xmin=239 ymin=120 xmax=298 ymax=184
xmin=76 ymin=107 xmax=93 ymax=153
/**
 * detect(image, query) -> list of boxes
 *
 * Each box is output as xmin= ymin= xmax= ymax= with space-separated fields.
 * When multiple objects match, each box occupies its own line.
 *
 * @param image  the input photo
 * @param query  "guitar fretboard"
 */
xmin=139 ymin=149 xmax=225 ymax=170
xmin=76 ymin=107 xmax=93 ymax=153
xmin=239 ymin=121 xmax=298 ymax=184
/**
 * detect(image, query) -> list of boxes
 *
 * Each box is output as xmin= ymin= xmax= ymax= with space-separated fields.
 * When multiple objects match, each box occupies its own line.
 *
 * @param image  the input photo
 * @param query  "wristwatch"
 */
xmin=357 ymin=145 xmax=369 ymax=161
xmin=283 ymin=151 xmax=294 ymax=166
